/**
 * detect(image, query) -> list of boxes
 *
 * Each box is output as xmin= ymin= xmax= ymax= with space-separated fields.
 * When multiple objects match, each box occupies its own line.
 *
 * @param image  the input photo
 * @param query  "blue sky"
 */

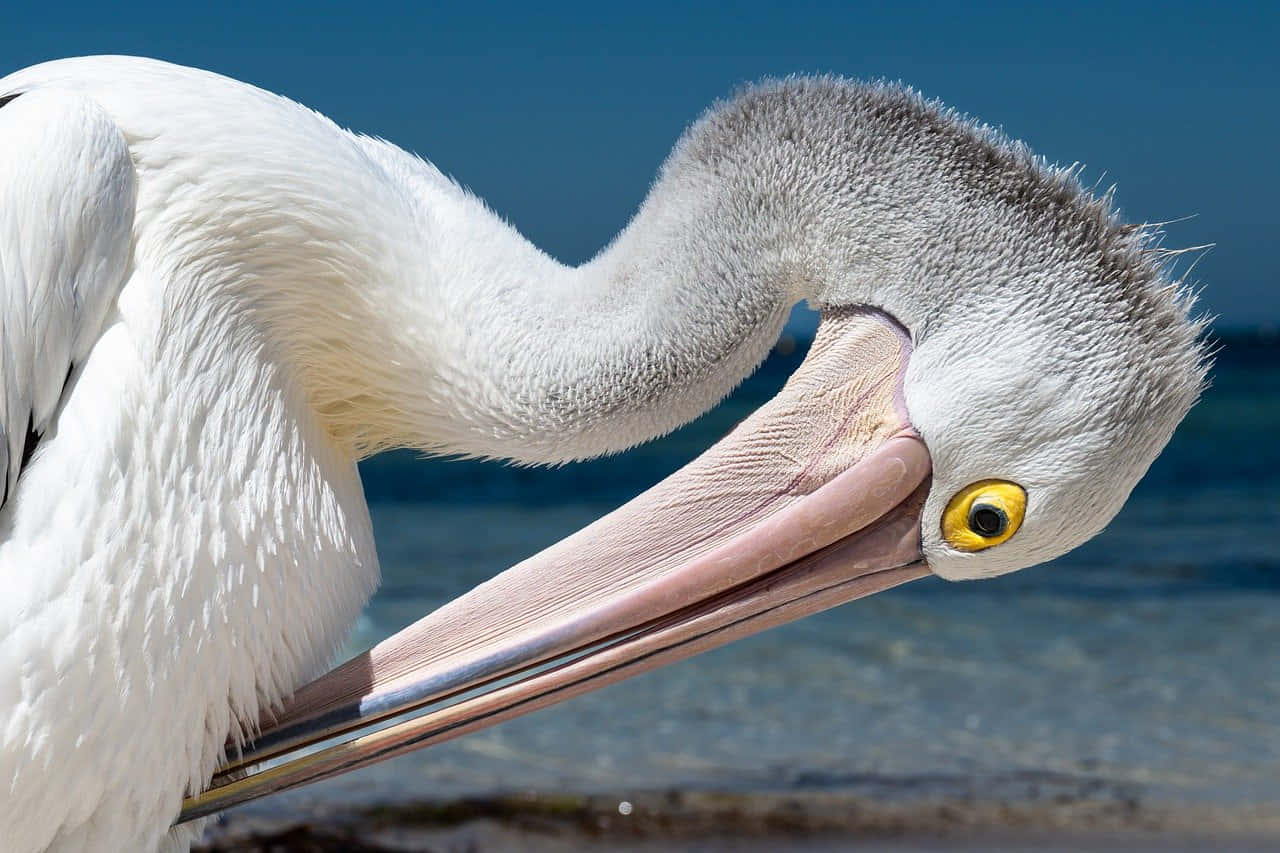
xmin=4 ymin=1 xmax=1275 ymax=326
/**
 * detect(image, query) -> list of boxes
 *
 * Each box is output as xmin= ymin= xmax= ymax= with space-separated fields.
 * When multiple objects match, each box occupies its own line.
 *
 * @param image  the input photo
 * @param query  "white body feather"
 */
xmin=0 ymin=69 xmax=384 ymax=851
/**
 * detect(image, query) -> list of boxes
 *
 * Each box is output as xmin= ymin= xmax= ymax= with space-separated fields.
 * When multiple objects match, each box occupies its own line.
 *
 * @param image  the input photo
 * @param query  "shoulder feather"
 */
xmin=0 ymin=87 xmax=136 ymax=502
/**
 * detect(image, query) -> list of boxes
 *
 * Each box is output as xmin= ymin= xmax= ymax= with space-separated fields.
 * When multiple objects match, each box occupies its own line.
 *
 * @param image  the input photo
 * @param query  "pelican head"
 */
xmin=668 ymin=78 xmax=1208 ymax=581
xmin=0 ymin=58 xmax=1206 ymax=848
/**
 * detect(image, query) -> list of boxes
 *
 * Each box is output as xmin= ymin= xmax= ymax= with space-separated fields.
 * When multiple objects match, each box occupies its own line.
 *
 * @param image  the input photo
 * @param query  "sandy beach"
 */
xmin=194 ymin=787 xmax=1280 ymax=852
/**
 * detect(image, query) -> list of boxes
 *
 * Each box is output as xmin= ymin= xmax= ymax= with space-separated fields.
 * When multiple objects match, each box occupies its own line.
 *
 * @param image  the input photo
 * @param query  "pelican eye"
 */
xmin=942 ymin=480 xmax=1026 ymax=552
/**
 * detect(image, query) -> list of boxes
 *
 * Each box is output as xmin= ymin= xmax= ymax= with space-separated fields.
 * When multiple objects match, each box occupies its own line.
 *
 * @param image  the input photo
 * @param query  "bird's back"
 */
xmin=0 ymin=57 xmax=384 ymax=851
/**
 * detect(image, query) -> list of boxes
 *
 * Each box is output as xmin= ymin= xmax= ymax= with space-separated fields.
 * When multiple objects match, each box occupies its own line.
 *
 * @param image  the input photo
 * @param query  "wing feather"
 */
xmin=0 ymin=88 xmax=135 ymax=501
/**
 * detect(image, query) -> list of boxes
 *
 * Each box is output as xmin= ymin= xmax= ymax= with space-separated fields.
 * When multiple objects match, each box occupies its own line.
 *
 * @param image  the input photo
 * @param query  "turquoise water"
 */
xmin=296 ymin=329 xmax=1279 ymax=812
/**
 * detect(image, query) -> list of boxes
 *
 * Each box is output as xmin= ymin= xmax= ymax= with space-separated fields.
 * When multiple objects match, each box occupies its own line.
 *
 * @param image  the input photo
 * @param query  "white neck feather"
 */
xmin=282 ymin=135 xmax=800 ymax=465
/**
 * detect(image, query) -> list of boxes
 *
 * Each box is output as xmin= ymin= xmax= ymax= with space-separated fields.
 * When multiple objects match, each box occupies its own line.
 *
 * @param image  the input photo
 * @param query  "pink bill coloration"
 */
xmin=178 ymin=308 xmax=934 ymax=823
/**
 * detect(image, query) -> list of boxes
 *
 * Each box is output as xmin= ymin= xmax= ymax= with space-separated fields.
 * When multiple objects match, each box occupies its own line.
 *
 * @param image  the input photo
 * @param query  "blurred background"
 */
xmin=5 ymin=2 xmax=1276 ymax=849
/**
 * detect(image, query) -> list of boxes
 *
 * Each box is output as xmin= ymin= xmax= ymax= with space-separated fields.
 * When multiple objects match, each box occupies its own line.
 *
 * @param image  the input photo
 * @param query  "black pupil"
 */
xmin=969 ymin=504 xmax=1007 ymax=538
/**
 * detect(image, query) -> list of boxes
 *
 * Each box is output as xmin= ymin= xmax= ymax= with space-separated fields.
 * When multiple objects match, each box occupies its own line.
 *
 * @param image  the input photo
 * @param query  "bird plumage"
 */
xmin=0 ymin=56 xmax=1205 ymax=852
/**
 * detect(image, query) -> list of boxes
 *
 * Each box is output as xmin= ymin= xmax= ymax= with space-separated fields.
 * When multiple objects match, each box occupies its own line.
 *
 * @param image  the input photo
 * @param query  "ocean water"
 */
xmin=262 ymin=328 xmax=1280 ymax=818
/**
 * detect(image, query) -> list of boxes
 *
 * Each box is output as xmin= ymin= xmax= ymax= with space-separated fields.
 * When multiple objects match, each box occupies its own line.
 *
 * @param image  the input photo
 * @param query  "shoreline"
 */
xmin=194 ymin=786 xmax=1280 ymax=852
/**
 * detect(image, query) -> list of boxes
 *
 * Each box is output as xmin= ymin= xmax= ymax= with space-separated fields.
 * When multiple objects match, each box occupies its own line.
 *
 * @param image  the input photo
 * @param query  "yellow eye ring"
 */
xmin=942 ymin=480 xmax=1026 ymax=552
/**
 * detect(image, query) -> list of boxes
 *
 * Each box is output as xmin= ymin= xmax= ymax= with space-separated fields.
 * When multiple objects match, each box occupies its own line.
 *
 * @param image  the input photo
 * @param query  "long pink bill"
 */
xmin=178 ymin=308 xmax=933 ymax=824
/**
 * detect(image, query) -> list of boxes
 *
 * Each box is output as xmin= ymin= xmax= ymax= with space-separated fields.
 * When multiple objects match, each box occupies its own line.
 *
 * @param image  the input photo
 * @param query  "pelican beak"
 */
xmin=179 ymin=308 xmax=933 ymax=823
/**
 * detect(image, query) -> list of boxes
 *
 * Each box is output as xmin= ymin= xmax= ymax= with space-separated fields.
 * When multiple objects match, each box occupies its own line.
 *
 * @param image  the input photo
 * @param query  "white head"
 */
xmin=656 ymin=76 xmax=1209 ymax=580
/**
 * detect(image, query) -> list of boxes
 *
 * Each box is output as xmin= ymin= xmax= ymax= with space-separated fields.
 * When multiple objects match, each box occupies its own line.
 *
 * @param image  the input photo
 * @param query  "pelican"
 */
xmin=0 ymin=56 xmax=1205 ymax=852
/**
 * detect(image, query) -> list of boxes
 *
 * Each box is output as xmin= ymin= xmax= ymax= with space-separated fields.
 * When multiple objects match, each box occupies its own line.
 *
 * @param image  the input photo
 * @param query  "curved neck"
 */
xmin=326 ymin=140 xmax=802 ymax=465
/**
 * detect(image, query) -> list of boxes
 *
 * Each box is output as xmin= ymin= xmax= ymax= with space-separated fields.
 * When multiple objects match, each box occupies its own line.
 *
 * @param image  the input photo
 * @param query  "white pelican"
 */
xmin=0 ymin=56 xmax=1205 ymax=852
